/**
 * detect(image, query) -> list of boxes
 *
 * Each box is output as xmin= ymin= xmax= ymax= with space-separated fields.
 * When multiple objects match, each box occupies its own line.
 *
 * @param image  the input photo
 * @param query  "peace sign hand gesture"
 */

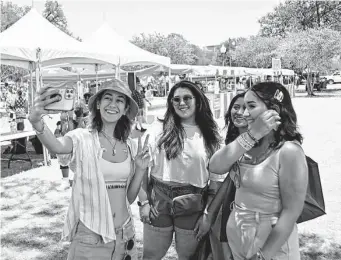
xmin=135 ymin=134 xmax=150 ymax=171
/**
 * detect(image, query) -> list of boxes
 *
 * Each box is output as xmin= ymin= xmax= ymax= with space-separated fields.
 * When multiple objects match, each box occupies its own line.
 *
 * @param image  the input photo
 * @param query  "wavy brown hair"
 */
xmin=89 ymin=91 xmax=132 ymax=142
xmin=250 ymin=82 xmax=303 ymax=147
xmin=224 ymin=92 xmax=246 ymax=145
xmin=157 ymin=80 xmax=221 ymax=160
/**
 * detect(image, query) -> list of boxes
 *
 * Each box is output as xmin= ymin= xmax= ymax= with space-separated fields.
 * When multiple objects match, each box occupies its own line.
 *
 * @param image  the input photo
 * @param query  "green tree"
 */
xmin=0 ymin=1 xmax=30 ymax=32
xmin=43 ymin=0 xmax=81 ymax=41
xmin=214 ymin=37 xmax=247 ymax=66
xmin=259 ymin=0 xmax=341 ymax=37
xmin=131 ymin=32 xmax=197 ymax=64
xmin=277 ymin=28 xmax=341 ymax=95
xmin=1 ymin=1 xmax=31 ymax=82
xmin=233 ymin=36 xmax=280 ymax=68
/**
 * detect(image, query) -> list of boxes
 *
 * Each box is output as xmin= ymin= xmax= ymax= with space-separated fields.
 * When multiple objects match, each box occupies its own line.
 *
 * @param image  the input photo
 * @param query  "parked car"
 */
xmin=322 ymin=71 xmax=341 ymax=84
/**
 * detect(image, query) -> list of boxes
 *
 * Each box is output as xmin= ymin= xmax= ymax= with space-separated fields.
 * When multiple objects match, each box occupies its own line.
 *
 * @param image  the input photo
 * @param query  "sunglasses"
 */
xmin=171 ymin=95 xmax=195 ymax=106
xmin=123 ymin=239 xmax=135 ymax=260
xmin=231 ymin=162 xmax=241 ymax=189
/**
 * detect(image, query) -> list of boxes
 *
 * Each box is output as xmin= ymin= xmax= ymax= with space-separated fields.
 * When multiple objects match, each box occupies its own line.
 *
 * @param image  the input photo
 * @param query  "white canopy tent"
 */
xmin=85 ymin=22 xmax=171 ymax=67
xmin=0 ymin=8 xmax=121 ymax=166
xmin=0 ymin=9 xmax=119 ymax=70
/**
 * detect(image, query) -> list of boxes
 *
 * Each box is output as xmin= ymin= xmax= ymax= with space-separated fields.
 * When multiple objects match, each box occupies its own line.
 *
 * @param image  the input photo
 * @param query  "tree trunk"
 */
xmin=306 ymin=72 xmax=314 ymax=96
xmin=316 ymin=1 xmax=321 ymax=27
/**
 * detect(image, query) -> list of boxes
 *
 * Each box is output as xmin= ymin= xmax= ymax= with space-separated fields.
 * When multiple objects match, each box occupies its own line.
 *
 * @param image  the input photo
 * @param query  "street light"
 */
xmin=220 ymin=45 xmax=227 ymax=66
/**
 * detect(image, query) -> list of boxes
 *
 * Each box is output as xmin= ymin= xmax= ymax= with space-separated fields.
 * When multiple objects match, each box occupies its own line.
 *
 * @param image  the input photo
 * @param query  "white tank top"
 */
xmin=100 ymin=153 xmax=131 ymax=183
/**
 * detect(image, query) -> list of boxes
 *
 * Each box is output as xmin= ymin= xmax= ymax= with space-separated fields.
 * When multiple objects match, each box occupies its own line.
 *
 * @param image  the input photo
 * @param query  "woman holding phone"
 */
xmin=28 ymin=79 xmax=150 ymax=260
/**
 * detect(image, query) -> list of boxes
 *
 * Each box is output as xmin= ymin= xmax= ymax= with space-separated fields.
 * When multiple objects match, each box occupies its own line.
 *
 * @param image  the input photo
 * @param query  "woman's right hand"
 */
xmin=28 ymin=87 xmax=61 ymax=124
xmin=194 ymin=214 xmax=213 ymax=241
xmin=248 ymin=110 xmax=281 ymax=141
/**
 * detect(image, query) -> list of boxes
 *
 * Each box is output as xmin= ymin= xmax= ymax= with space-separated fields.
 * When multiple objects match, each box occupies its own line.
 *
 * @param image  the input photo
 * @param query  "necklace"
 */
xmin=244 ymin=145 xmax=274 ymax=165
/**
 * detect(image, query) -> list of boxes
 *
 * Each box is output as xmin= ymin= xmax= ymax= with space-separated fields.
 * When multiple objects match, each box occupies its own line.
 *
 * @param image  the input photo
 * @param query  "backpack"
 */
xmin=297 ymin=156 xmax=326 ymax=223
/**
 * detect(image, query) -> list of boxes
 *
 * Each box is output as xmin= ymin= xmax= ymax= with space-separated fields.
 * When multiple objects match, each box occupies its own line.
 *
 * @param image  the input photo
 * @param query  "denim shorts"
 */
xmin=67 ymin=217 xmax=137 ymax=260
xmin=150 ymin=177 xmax=206 ymax=216
xmin=226 ymin=204 xmax=300 ymax=260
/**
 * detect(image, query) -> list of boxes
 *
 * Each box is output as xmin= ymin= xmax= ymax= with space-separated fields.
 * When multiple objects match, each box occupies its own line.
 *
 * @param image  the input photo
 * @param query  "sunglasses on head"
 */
xmin=171 ymin=95 xmax=195 ymax=105
xmin=123 ymin=239 xmax=135 ymax=260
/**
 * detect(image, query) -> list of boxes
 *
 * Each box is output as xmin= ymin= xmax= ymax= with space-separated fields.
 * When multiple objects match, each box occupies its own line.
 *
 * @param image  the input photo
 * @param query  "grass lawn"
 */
xmin=1 ymin=90 xmax=341 ymax=260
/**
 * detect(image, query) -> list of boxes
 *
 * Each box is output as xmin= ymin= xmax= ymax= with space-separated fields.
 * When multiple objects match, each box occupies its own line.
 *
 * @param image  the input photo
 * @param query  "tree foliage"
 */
xmin=278 ymin=28 xmax=341 ymax=94
xmin=0 ymin=1 xmax=30 ymax=32
xmin=43 ymin=0 xmax=81 ymax=41
xmin=233 ymin=36 xmax=280 ymax=68
xmin=131 ymin=32 xmax=199 ymax=64
xmin=259 ymin=0 xmax=341 ymax=37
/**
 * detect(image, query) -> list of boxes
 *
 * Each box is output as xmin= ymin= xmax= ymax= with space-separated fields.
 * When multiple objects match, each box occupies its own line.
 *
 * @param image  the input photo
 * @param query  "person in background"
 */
xmin=14 ymin=90 xmax=28 ymax=131
xmin=138 ymin=80 xmax=222 ymax=260
xmin=195 ymin=92 xmax=248 ymax=260
xmin=208 ymin=82 xmax=307 ymax=260
xmin=28 ymin=79 xmax=150 ymax=260
xmin=132 ymin=77 xmax=149 ymax=132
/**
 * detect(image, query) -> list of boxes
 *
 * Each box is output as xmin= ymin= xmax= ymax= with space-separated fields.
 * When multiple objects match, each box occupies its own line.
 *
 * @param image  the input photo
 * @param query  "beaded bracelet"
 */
xmin=241 ymin=133 xmax=255 ymax=148
xmin=247 ymin=129 xmax=259 ymax=144
xmin=237 ymin=133 xmax=255 ymax=151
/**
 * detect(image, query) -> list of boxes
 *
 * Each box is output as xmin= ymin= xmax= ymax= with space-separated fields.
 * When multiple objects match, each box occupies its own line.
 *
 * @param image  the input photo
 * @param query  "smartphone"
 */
xmin=45 ymin=86 xmax=75 ymax=111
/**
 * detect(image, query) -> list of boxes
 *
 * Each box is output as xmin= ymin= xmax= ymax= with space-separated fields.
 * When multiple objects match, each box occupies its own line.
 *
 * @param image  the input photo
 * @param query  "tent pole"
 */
xmin=95 ymin=64 xmax=99 ymax=92
xmin=29 ymin=61 xmax=33 ymax=114
xmin=36 ymin=48 xmax=49 ymax=167
xmin=168 ymin=67 xmax=171 ymax=96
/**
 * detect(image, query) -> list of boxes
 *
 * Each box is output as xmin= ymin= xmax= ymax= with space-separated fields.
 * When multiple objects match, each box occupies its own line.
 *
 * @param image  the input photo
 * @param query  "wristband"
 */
xmin=32 ymin=119 xmax=46 ymax=135
xmin=256 ymin=249 xmax=266 ymax=260
xmin=137 ymin=200 xmax=149 ymax=207
xmin=247 ymin=130 xmax=259 ymax=144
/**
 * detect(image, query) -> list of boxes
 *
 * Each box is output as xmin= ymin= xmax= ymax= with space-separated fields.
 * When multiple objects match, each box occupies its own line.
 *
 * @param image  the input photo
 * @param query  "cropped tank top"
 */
xmin=100 ymin=153 xmax=131 ymax=184
xmin=230 ymin=142 xmax=301 ymax=214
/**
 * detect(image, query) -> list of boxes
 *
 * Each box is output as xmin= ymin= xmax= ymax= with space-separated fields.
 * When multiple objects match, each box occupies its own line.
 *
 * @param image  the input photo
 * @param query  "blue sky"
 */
xmin=12 ymin=0 xmax=282 ymax=46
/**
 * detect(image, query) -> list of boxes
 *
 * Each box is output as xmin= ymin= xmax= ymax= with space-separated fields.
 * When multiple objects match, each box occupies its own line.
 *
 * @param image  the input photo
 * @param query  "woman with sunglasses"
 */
xmin=207 ymin=82 xmax=308 ymax=260
xmin=28 ymin=79 xmax=150 ymax=260
xmin=137 ymin=80 xmax=221 ymax=260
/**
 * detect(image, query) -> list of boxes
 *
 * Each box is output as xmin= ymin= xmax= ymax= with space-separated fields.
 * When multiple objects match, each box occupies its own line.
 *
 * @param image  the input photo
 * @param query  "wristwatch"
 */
xmin=137 ymin=200 xmax=149 ymax=207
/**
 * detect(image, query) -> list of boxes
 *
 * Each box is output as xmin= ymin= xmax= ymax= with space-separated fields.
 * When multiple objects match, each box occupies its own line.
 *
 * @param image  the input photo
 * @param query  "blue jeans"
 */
xmin=143 ymin=177 xmax=206 ymax=260
xmin=67 ymin=218 xmax=137 ymax=260
xmin=226 ymin=204 xmax=300 ymax=260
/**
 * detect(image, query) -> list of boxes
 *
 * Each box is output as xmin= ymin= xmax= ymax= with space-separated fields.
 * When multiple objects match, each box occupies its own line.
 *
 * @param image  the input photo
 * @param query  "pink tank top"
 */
xmin=230 ymin=147 xmax=283 ymax=214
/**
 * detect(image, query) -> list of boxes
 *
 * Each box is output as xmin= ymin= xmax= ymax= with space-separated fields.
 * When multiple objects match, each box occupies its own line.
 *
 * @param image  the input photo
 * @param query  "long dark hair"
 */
xmin=224 ymin=92 xmax=245 ymax=145
xmin=89 ymin=91 xmax=132 ymax=142
xmin=157 ymin=80 xmax=221 ymax=160
xmin=250 ymin=82 xmax=303 ymax=147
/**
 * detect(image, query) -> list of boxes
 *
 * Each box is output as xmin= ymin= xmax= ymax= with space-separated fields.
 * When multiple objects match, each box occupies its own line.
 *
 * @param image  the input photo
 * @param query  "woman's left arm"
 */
xmin=127 ymin=168 xmax=148 ymax=204
xmin=127 ymin=135 xmax=150 ymax=204
xmin=258 ymin=142 xmax=308 ymax=260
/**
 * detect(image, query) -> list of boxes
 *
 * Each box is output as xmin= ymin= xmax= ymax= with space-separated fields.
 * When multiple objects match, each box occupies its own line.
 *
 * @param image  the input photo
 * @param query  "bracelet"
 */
xmin=237 ymin=133 xmax=255 ymax=151
xmin=137 ymin=200 xmax=149 ymax=207
xmin=256 ymin=249 xmax=266 ymax=260
xmin=247 ymin=130 xmax=259 ymax=144
xmin=241 ymin=133 xmax=254 ymax=148
xmin=32 ymin=119 xmax=46 ymax=135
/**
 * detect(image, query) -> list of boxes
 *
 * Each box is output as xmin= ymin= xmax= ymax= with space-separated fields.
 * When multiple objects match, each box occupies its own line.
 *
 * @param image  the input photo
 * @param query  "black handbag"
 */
xmin=297 ymin=156 xmax=326 ymax=223
xmin=220 ymin=175 xmax=236 ymax=242
xmin=190 ymin=234 xmax=211 ymax=260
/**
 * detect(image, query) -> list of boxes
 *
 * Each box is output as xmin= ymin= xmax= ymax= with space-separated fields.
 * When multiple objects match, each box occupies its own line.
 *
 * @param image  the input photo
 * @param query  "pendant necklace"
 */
xmin=100 ymin=131 xmax=128 ymax=156
xmin=101 ymin=131 xmax=118 ymax=156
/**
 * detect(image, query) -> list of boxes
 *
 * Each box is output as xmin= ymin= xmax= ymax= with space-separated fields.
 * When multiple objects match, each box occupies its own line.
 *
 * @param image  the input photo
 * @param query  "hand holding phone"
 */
xmin=44 ymin=86 xmax=75 ymax=111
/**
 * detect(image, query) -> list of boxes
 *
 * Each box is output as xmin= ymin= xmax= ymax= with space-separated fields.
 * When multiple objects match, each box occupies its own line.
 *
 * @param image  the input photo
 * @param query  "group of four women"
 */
xmin=29 ymin=79 xmax=308 ymax=260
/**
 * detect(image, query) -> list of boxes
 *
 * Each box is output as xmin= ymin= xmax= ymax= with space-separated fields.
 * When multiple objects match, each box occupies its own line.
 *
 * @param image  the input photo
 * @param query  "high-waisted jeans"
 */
xmin=67 ymin=217 xmax=137 ymax=260
xmin=226 ymin=203 xmax=300 ymax=260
